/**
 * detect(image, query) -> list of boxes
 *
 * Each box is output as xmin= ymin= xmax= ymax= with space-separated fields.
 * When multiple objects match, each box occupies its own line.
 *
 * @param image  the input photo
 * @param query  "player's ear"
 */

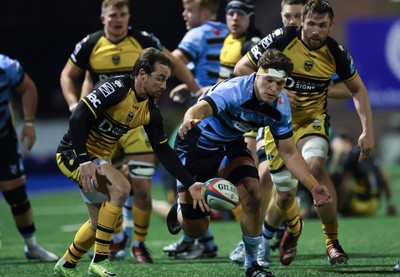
xmin=138 ymin=68 xmax=147 ymax=81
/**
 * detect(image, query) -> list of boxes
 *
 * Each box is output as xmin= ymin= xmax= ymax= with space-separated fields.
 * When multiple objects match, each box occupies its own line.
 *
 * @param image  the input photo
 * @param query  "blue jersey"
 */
xmin=178 ymin=21 xmax=229 ymax=88
xmin=193 ymin=73 xmax=293 ymax=148
xmin=0 ymin=54 xmax=25 ymax=131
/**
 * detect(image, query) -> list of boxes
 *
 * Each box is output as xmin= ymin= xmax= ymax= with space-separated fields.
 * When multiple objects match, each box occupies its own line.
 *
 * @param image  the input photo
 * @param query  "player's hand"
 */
xmin=80 ymin=162 xmax=102 ymax=192
xmin=311 ymin=184 xmax=332 ymax=207
xmin=357 ymin=132 xmax=374 ymax=161
xmin=20 ymin=124 xmax=36 ymax=151
xmin=188 ymin=182 xmax=210 ymax=213
xmin=170 ymin=84 xmax=191 ymax=104
xmin=283 ymin=89 xmax=298 ymax=108
xmin=178 ymin=119 xmax=201 ymax=139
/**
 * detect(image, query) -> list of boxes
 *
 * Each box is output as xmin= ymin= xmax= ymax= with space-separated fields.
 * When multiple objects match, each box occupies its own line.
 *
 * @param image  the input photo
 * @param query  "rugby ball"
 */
xmin=202 ymin=178 xmax=239 ymax=211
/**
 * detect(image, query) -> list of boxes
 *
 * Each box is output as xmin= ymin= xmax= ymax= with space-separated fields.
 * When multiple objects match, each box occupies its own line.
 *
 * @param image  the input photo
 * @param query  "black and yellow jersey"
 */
xmin=58 ymin=75 xmax=166 ymax=162
xmin=69 ymin=28 xmax=165 ymax=84
xmin=247 ymin=26 xmax=356 ymax=126
xmin=219 ymin=33 xmax=260 ymax=82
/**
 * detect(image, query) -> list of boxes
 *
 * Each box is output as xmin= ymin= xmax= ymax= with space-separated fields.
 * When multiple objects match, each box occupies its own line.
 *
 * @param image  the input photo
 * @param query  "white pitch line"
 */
xmin=61 ymin=224 xmax=83 ymax=232
xmin=33 ymin=206 xmax=87 ymax=216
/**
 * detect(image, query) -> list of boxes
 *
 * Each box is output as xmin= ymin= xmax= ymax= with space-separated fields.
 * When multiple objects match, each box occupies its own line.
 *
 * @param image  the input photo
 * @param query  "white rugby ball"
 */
xmin=202 ymin=178 xmax=239 ymax=211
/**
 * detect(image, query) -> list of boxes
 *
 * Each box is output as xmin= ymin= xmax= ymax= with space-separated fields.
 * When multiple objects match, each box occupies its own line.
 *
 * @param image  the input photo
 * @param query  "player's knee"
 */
xmin=109 ymin=177 xmax=131 ymax=203
xmin=180 ymin=203 xmax=210 ymax=220
xmin=180 ymin=203 xmax=209 ymax=237
xmin=271 ymin=170 xmax=298 ymax=192
xmin=301 ymin=137 xmax=329 ymax=160
xmin=127 ymin=160 xmax=155 ymax=179
xmin=3 ymin=185 xmax=31 ymax=216
xmin=226 ymin=165 xmax=259 ymax=185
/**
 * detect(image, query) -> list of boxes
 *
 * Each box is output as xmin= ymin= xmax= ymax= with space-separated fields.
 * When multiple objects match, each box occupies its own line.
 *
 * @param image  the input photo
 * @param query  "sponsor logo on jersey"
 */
xmin=98 ymin=119 xmax=126 ymax=137
xmin=114 ymin=80 xmax=124 ymax=88
xmin=233 ymin=121 xmax=252 ymax=132
xmin=250 ymin=46 xmax=263 ymax=61
xmin=126 ymin=112 xmax=134 ymax=123
xmin=112 ymin=54 xmax=120 ymax=65
xmin=273 ymin=28 xmax=283 ymax=37
xmin=285 ymin=76 xmax=330 ymax=92
xmin=260 ymin=34 xmax=273 ymax=50
xmin=98 ymin=82 xmax=115 ymax=97
xmin=87 ymin=92 xmax=101 ymax=108
xmin=304 ymin=61 xmax=313 ymax=71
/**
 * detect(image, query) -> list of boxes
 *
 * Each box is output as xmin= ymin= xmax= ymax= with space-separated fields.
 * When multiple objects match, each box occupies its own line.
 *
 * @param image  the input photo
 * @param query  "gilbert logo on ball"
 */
xmin=202 ymin=178 xmax=239 ymax=211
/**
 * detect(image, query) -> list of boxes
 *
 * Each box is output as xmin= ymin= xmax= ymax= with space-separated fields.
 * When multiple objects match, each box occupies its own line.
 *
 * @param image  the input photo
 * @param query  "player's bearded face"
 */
xmin=143 ymin=64 xmax=171 ymax=99
xmin=301 ymin=12 xmax=332 ymax=50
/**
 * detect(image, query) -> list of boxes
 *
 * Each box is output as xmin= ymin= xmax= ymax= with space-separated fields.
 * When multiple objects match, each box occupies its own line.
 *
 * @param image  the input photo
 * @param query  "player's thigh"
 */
xmin=56 ymin=151 xmax=107 ymax=204
xmin=222 ymin=146 xmax=259 ymax=203
xmin=177 ymin=147 xmax=225 ymax=195
xmin=264 ymin=127 xmax=285 ymax=173
xmin=244 ymin=130 xmax=257 ymax=164
xmin=56 ymin=150 xmax=81 ymax=184
xmin=295 ymin=114 xmax=330 ymax=156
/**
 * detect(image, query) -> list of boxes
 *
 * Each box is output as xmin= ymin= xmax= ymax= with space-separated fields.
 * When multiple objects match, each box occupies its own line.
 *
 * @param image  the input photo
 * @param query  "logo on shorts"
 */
xmin=9 ymin=164 xmax=18 ymax=176
xmin=312 ymin=119 xmax=322 ymax=131
xmin=126 ymin=112 xmax=134 ymax=123
xmin=112 ymin=55 xmax=120 ymax=65
xmin=304 ymin=61 xmax=313 ymax=71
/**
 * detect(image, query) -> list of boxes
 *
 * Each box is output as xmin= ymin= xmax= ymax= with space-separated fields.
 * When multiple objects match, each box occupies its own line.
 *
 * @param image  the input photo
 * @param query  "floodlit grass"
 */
xmin=0 ymin=167 xmax=399 ymax=277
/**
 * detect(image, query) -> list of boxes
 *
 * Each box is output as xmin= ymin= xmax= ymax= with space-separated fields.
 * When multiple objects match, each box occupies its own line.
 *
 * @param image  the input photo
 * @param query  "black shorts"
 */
xmin=175 ymin=134 xmax=252 ymax=191
xmin=0 ymin=124 xmax=24 ymax=181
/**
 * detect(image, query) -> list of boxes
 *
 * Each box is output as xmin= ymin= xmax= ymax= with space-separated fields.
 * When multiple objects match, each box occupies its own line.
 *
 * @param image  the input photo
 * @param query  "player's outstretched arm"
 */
xmin=178 ymin=100 xmax=213 ymax=139
xmin=276 ymin=137 xmax=331 ymax=206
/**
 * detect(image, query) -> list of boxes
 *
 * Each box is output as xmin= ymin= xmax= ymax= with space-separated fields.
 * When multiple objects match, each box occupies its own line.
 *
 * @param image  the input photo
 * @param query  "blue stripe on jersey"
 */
xmin=193 ymin=73 xmax=292 ymax=146
xmin=178 ymin=21 xmax=229 ymax=88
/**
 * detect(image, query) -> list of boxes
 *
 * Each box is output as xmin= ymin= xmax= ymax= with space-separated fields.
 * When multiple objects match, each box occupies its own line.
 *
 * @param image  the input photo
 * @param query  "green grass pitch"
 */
xmin=0 ymin=167 xmax=399 ymax=276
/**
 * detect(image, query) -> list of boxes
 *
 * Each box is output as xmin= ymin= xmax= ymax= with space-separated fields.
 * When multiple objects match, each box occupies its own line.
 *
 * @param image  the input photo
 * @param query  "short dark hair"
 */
xmin=132 ymin=47 xmax=173 ymax=76
xmin=303 ymin=0 xmax=334 ymax=21
xmin=258 ymin=49 xmax=294 ymax=77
